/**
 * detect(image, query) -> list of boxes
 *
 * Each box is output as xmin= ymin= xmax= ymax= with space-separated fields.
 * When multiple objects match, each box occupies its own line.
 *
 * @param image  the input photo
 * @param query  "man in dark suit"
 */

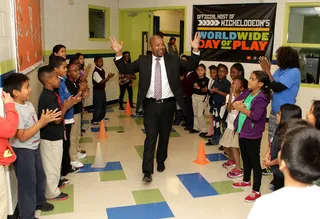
xmin=110 ymin=33 xmax=201 ymax=182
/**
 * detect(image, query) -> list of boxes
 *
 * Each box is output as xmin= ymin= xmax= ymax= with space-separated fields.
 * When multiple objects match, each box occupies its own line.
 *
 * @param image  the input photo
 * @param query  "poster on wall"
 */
xmin=193 ymin=3 xmax=277 ymax=63
xmin=15 ymin=0 xmax=43 ymax=73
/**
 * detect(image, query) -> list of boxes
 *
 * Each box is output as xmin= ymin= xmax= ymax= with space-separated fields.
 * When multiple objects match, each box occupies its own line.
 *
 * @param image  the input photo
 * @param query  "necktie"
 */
xmin=154 ymin=57 xmax=162 ymax=100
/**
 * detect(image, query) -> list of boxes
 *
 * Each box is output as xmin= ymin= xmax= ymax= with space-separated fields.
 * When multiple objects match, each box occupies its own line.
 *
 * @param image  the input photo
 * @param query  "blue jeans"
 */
xmin=13 ymin=147 xmax=46 ymax=219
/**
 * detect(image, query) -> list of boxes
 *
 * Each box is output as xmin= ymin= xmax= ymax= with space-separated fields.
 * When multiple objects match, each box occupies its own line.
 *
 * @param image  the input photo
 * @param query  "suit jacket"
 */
xmin=114 ymin=52 xmax=200 ymax=114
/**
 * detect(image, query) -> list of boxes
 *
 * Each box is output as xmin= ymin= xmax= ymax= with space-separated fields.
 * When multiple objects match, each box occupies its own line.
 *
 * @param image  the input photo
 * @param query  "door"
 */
xmin=120 ymin=11 xmax=152 ymax=103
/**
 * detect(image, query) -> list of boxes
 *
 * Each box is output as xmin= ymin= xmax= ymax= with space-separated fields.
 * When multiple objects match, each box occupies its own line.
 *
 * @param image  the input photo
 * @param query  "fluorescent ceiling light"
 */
xmin=314 ymin=7 xmax=320 ymax=13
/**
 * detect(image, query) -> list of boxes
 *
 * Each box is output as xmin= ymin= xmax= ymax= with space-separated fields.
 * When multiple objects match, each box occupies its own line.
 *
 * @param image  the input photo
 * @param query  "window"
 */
xmin=88 ymin=5 xmax=110 ymax=41
xmin=284 ymin=3 xmax=320 ymax=86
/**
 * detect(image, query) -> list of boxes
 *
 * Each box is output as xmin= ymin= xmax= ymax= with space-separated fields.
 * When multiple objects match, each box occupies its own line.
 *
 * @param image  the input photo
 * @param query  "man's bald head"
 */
xmin=150 ymin=35 xmax=163 ymax=46
xmin=149 ymin=35 xmax=166 ymax=57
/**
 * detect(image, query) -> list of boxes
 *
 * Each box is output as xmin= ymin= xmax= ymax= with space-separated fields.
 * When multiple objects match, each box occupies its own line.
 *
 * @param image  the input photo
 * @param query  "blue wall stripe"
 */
xmin=0 ymin=70 xmax=16 ymax=88
xmin=66 ymin=53 xmax=116 ymax=60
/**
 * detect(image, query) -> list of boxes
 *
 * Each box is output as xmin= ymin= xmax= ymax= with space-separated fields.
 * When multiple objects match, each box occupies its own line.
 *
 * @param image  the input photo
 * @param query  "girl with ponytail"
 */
xmin=231 ymin=70 xmax=271 ymax=202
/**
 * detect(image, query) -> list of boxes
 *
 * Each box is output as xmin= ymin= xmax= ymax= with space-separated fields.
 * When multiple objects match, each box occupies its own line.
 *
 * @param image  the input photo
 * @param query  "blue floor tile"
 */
xmin=105 ymin=162 xmax=123 ymax=171
xmin=206 ymin=153 xmax=228 ymax=162
xmin=78 ymin=161 xmax=123 ymax=173
xmin=177 ymin=173 xmax=219 ymax=198
xmin=91 ymin=127 xmax=100 ymax=132
xmin=106 ymin=202 xmax=174 ymax=219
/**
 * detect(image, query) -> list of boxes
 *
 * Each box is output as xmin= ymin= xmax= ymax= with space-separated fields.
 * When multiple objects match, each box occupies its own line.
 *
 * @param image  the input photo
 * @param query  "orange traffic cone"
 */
xmin=97 ymin=121 xmax=108 ymax=139
xmin=124 ymin=100 xmax=132 ymax=115
xmin=193 ymin=140 xmax=210 ymax=165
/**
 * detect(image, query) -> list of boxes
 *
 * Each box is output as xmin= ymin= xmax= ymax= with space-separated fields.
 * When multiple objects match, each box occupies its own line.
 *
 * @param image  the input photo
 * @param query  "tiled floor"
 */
xmin=40 ymin=104 xmax=272 ymax=219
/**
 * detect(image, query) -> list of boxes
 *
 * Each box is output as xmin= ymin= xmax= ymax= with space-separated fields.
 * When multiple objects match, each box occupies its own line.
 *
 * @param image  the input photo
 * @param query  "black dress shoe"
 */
xmin=157 ymin=163 xmax=165 ymax=172
xmin=189 ymin=129 xmax=200 ymax=134
xmin=181 ymin=122 xmax=187 ymax=127
xmin=142 ymin=173 xmax=152 ymax=182
xmin=199 ymin=132 xmax=208 ymax=138
xmin=205 ymin=141 xmax=215 ymax=146
xmin=36 ymin=203 xmax=54 ymax=212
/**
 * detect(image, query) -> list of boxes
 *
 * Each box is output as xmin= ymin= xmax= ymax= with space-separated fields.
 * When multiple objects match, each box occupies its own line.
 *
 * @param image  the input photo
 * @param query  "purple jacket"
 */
xmin=234 ymin=89 xmax=270 ymax=139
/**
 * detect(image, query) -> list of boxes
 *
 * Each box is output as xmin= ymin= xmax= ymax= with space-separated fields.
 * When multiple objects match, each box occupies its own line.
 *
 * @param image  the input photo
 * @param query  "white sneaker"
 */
xmin=77 ymin=152 xmax=87 ymax=159
xmin=70 ymin=160 xmax=84 ymax=168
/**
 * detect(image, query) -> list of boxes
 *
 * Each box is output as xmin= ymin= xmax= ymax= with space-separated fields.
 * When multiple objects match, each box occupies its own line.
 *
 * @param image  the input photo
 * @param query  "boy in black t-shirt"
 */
xmin=65 ymin=63 xmax=89 ymax=169
xmin=38 ymin=66 xmax=74 ymax=201
xmin=206 ymin=64 xmax=231 ymax=146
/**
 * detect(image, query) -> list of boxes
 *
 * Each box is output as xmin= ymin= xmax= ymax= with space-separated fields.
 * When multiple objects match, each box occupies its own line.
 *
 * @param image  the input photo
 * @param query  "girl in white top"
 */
xmin=220 ymin=76 xmax=248 ymax=178
xmin=247 ymin=120 xmax=320 ymax=219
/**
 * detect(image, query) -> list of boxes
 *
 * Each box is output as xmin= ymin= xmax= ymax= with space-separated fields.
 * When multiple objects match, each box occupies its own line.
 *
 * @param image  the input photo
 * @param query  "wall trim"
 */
xmin=0 ymin=59 xmax=16 ymax=75
xmin=43 ymin=49 xmax=115 ymax=57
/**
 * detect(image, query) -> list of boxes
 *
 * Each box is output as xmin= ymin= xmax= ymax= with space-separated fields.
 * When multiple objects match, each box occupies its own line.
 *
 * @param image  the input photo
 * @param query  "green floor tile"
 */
xmin=132 ymin=189 xmax=165 ymax=205
xmin=41 ymin=184 xmax=74 ymax=216
xmin=107 ymin=126 xmax=124 ymax=131
xmin=170 ymin=132 xmax=181 ymax=137
xmin=134 ymin=118 xmax=144 ymax=125
xmin=100 ymin=170 xmax=127 ymax=181
xmin=210 ymin=180 xmax=243 ymax=195
xmin=79 ymin=137 xmax=93 ymax=143
xmin=80 ymin=155 xmax=95 ymax=164
xmin=134 ymin=145 xmax=144 ymax=159
xmin=117 ymin=115 xmax=132 ymax=118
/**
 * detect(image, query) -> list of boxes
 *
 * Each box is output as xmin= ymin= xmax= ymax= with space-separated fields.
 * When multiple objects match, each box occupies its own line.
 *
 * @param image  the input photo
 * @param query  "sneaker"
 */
xmin=262 ymin=167 xmax=272 ymax=175
xmin=91 ymin=121 xmax=98 ymax=125
xmin=205 ymin=141 xmax=214 ymax=146
xmin=227 ymin=168 xmax=244 ymax=178
xmin=71 ymin=160 xmax=84 ymax=168
xmin=58 ymin=178 xmax=70 ymax=189
xmin=77 ymin=152 xmax=87 ymax=159
xmin=244 ymin=191 xmax=261 ymax=203
xmin=69 ymin=167 xmax=80 ymax=174
xmin=199 ymin=132 xmax=208 ymax=137
xmin=119 ymin=106 xmax=125 ymax=110
xmin=232 ymin=181 xmax=251 ymax=189
xmin=222 ymin=160 xmax=236 ymax=169
xmin=48 ymin=192 xmax=69 ymax=201
xmin=36 ymin=203 xmax=54 ymax=212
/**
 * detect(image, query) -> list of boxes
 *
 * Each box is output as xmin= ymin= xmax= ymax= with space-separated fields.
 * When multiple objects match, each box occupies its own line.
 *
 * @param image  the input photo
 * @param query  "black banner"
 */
xmin=193 ymin=3 xmax=277 ymax=63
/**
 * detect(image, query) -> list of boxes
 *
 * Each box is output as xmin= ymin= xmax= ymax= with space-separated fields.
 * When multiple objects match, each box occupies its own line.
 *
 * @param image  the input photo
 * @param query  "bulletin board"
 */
xmin=15 ymin=0 xmax=43 ymax=73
